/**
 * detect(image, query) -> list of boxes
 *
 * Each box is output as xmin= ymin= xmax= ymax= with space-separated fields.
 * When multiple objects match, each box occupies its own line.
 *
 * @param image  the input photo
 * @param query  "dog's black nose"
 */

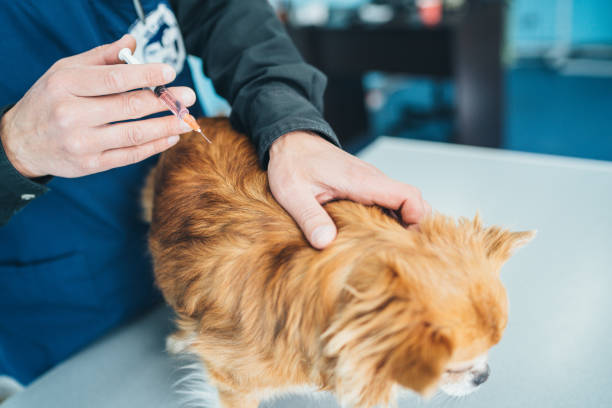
xmin=472 ymin=364 xmax=490 ymax=386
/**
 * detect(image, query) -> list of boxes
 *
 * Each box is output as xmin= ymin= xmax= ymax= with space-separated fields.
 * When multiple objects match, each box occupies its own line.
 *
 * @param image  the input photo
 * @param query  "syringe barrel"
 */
xmin=153 ymin=86 xmax=188 ymax=119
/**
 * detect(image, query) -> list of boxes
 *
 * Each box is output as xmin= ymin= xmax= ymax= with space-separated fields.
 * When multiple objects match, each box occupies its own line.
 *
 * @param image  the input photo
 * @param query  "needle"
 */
xmin=197 ymin=129 xmax=212 ymax=144
xmin=181 ymin=112 xmax=212 ymax=144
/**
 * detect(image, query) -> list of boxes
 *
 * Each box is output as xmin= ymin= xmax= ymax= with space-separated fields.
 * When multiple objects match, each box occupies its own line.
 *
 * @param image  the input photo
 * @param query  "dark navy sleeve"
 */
xmin=0 ymin=105 xmax=53 ymax=226
xmin=169 ymin=0 xmax=340 ymax=167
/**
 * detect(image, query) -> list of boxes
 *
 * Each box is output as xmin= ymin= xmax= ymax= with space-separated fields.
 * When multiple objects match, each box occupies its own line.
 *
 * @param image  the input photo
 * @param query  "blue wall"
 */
xmin=509 ymin=0 xmax=558 ymax=50
xmin=572 ymin=1 xmax=612 ymax=44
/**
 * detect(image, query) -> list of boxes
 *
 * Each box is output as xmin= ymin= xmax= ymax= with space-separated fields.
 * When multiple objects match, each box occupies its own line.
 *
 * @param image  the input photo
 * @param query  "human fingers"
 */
xmin=377 ymin=179 xmax=426 ymax=225
xmin=274 ymin=185 xmax=337 ymax=249
xmin=344 ymin=169 xmax=427 ymax=225
xmin=90 ymin=115 xmax=192 ymax=152
xmin=62 ymin=63 xmax=176 ymax=97
xmin=71 ymin=87 xmax=196 ymax=126
xmin=93 ymin=134 xmax=181 ymax=172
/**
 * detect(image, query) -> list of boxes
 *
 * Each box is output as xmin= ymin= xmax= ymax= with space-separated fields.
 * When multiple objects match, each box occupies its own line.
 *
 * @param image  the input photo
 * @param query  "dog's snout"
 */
xmin=471 ymin=364 xmax=490 ymax=386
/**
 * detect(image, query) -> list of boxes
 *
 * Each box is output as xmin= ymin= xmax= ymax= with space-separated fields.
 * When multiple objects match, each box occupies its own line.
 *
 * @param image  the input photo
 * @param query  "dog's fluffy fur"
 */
xmin=143 ymin=118 xmax=533 ymax=408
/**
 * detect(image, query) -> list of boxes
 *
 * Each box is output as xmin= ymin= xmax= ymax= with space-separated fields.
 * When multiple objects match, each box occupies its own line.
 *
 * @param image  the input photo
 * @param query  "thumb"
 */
xmin=278 ymin=188 xmax=337 ymax=249
xmin=71 ymin=34 xmax=137 ymax=66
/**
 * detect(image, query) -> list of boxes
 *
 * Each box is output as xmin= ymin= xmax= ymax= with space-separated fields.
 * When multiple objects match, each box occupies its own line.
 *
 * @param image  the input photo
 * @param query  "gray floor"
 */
xmin=5 ymin=138 xmax=612 ymax=407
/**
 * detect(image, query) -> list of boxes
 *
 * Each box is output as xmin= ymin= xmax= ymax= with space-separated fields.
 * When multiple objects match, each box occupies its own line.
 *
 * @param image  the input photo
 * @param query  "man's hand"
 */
xmin=0 ymin=34 xmax=195 ymax=179
xmin=268 ymin=131 xmax=431 ymax=249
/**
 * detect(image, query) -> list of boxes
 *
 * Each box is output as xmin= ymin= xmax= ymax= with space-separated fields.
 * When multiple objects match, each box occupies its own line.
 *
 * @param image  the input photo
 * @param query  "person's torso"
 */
xmin=0 ymin=0 xmax=203 ymax=383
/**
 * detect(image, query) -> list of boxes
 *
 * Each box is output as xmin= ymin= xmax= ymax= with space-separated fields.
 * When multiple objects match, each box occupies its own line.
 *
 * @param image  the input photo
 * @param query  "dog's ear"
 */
xmin=390 ymin=323 xmax=454 ymax=396
xmin=483 ymin=227 xmax=536 ymax=263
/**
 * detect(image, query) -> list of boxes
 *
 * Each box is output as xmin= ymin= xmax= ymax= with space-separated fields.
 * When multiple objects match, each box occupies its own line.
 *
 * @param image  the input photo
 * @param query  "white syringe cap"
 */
xmin=118 ymin=48 xmax=142 ymax=65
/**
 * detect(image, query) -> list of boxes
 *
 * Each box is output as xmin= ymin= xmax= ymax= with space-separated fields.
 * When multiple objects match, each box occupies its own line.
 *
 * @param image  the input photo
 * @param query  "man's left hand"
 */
xmin=268 ymin=131 xmax=431 ymax=249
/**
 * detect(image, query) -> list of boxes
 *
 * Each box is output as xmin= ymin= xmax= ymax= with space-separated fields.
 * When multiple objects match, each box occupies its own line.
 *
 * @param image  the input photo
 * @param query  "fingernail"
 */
xmin=312 ymin=226 xmax=335 ymax=248
xmin=168 ymin=135 xmax=180 ymax=146
xmin=185 ymin=88 xmax=197 ymax=105
xmin=163 ymin=66 xmax=176 ymax=82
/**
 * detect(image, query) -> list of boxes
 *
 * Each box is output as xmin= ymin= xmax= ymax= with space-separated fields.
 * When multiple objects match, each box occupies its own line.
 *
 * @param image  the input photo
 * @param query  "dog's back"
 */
xmin=145 ymin=118 xmax=310 ymax=313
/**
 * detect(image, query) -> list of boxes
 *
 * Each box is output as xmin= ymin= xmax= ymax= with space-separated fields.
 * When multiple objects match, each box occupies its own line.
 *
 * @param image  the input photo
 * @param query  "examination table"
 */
xmin=5 ymin=137 xmax=612 ymax=408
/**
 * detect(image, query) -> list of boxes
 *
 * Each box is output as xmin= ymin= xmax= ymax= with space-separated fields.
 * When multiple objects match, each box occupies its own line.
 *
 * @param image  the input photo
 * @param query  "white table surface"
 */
xmin=5 ymin=137 xmax=612 ymax=408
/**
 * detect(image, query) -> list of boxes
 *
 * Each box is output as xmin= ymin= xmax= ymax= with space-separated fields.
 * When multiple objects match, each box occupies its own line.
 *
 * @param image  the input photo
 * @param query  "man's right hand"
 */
xmin=0 ymin=34 xmax=195 ymax=178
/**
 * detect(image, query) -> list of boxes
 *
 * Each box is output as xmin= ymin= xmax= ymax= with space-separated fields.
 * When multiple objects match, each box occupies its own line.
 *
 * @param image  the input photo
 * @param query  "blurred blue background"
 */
xmin=191 ymin=0 xmax=612 ymax=161
xmin=506 ymin=0 xmax=612 ymax=161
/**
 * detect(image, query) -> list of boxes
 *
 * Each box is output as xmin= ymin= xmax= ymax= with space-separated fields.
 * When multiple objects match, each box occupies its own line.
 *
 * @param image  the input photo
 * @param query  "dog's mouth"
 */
xmin=439 ymin=363 xmax=491 ymax=396
xmin=445 ymin=365 xmax=473 ymax=375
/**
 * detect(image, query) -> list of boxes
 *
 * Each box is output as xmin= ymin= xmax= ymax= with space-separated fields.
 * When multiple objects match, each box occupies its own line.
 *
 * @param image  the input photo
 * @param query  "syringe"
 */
xmin=118 ymin=48 xmax=211 ymax=143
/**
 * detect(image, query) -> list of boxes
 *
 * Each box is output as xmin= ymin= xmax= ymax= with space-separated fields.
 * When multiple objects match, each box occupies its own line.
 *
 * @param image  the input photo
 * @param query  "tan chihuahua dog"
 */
xmin=143 ymin=118 xmax=533 ymax=408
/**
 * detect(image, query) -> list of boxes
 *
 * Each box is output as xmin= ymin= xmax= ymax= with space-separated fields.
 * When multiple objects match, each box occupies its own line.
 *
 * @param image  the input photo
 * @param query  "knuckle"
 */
xmin=145 ymin=68 xmax=160 ymax=86
xmin=125 ymin=149 xmax=144 ymax=165
xmin=103 ymin=69 xmax=124 ymax=92
xmin=45 ymin=70 xmax=66 ymax=91
xmin=164 ymin=120 xmax=177 ymax=137
xmin=298 ymin=205 xmax=323 ymax=227
xmin=80 ymin=156 xmax=99 ymax=172
xmin=64 ymin=136 xmax=84 ymax=155
xmin=123 ymin=93 xmax=142 ymax=118
xmin=52 ymin=103 xmax=75 ymax=129
xmin=123 ymin=124 xmax=145 ymax=146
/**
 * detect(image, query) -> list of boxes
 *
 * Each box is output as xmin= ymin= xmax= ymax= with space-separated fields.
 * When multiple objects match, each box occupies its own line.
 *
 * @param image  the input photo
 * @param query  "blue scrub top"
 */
xmin=0 ymin=0 xmax=203 ymax=384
